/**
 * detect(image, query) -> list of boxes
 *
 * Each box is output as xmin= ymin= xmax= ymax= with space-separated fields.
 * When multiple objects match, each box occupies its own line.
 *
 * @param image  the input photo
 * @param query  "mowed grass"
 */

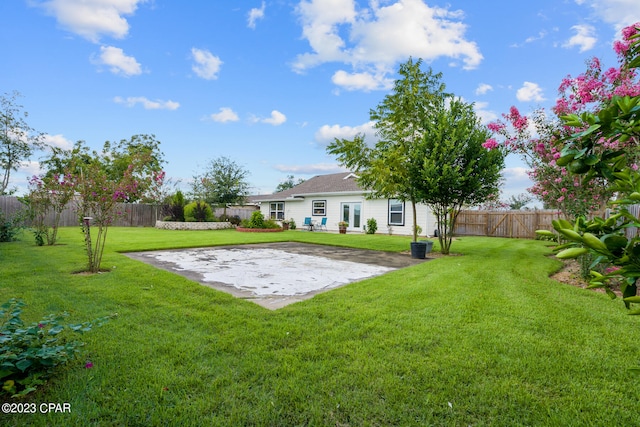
xmin=1 ymin=227 xmax=640 ymax=426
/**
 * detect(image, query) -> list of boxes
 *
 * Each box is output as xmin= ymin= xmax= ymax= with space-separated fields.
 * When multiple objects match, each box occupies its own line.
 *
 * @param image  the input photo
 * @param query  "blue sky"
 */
xmin=2 ymin=0 xmax=640 ymax=201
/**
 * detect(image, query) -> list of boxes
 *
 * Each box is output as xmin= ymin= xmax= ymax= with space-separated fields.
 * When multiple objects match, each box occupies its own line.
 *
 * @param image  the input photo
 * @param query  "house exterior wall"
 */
xmin=258 ymin=195 xmax=438 ymax=237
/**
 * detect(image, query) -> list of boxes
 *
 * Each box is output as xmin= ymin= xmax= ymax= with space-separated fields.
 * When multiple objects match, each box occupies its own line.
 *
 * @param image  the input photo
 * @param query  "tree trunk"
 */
xmin=411 ymin=199 xmax=418 ymax=242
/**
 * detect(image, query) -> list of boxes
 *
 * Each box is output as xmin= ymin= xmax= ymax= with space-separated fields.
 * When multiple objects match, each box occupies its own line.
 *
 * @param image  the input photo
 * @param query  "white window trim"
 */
xmin=312 ymin=200 xmax=327 ymax=216
xmin=269 ymin=202 xmax=285 ymax=220
xmin=388 ymin=199 xmax=405 ymax=226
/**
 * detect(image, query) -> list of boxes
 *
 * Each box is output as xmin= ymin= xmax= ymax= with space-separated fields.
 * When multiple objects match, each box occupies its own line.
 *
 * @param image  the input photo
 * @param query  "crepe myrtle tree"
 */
xmin=416 ymin=96 xmax=504 ymax=254
xmin=328 ymin=57 xmax=449 ymax=242
xmin=485 ymin=22 xmax=640 ymax=220
xmin=485 ymin=108 xmax=613 ymax=218
xmin=75 ymin=154 xmax=151 ymax=273
xmin=536 ymin=23 xmax=640 ymax=312
xmin=39 ymin=138 xmax=162 ymax=272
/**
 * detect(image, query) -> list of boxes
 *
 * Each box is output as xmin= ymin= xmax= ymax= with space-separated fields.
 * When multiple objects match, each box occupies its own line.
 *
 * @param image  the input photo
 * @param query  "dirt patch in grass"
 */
xmin=551 ymin=259 xmax=622 ymax=297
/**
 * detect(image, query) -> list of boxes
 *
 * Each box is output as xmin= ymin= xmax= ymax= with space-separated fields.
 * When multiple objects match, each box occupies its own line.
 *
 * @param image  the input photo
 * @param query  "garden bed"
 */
xmin=155 ymin=220 xmax=233 ymax=230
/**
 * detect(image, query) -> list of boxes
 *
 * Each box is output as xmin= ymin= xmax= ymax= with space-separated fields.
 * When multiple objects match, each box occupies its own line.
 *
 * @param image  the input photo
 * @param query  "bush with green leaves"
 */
xmin=536 ymin=23 xmax=640 ymax=312
xmin=0 ymin=299 xmax=112 ymax=398
xmin=365 ymin=218 xmax=377 ymax=234
xmin=0 ymin=208 xmax=26 ymax=242
xmin=168 ymin=190 xmax=186 ymax=222
xmin=184 ymin=201 xmax=214 ymax=222
xmin=241 ymin=211 xmax=281 ymax=229
xmin=247 ymin=210 xmax=264 ymax=228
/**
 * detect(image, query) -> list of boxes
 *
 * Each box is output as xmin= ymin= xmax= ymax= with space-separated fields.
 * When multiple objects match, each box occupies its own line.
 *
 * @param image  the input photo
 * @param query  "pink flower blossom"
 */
xmin=482 ymin=138 xmax=499 ymax=150
xmin=487 ymin=122 xmax=506 ymax=133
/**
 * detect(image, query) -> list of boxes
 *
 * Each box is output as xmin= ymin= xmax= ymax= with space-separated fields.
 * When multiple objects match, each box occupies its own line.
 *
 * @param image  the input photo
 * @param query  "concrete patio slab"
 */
xmin=124 ymin=242 xmax=431 ymax=309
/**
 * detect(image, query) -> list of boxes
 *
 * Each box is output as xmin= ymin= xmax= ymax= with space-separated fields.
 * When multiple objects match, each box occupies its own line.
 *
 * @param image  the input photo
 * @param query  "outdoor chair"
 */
xmin=317 ymin=217 xmax=327 ymax=231
xmin=302 ymin=217 xmax=312 ymax=231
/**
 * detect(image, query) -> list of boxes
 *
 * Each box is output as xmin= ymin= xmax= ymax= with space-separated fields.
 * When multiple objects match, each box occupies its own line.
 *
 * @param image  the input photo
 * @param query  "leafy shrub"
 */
xmin=288 ymin=218 xmax=297 ymax=230
xmin=184 ymin=201 xmax=214 ymax=222
xmin=241 ymin=211 xmax=281 ymax=229
xmin=218 ymin=214 xmax=242 ymax=226
xmin=365 ymin=218 xmax=377 ymax=234
xmin=263 ymin=219 xmax=281 ymax=229
xmin=0 ymin=299 xmax=112 ymax=398
xmin=169 ymin=191 xmax=186 ymax=222
xmin=534 ymin=230 xmax=558 ymax=242
xmin=243 ymin=210 xmax=265 ymax=228
xmin=0 ymin=208 xmax=26 ymax=242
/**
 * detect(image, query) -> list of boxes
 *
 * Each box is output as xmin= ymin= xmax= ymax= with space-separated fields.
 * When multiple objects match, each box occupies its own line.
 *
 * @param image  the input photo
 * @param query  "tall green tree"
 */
xmin=191 ymin=156 xmax=250 ymax=215
xmin=275 ymin=175 xmax=305 ymax=193
xmin=416 ymin=97 xmax=505 ymax=254
xmin=41 ymin=135 xmax=166 ymax=204
xmin=101 ymin=134 xmax=166 ymax=203
xmin=328 ymin=58 xmax=449 ymax=241
xmin=0 ymin=91 xmax=44 ymax=194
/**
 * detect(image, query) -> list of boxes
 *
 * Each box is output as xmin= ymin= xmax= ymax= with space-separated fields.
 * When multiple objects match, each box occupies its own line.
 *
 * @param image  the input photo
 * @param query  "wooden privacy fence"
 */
xmin=455 ymin=207 xmax=640 ymax=240
xmin=0 ymin=196 xmax=257 ymax=228
xmin=454 ymin=210 xmax=562 ymax=239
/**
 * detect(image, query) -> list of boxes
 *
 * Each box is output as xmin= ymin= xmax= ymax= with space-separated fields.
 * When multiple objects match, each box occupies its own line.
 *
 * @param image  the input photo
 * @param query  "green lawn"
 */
xmin=2 ymin=227 xmax=640 ymax=426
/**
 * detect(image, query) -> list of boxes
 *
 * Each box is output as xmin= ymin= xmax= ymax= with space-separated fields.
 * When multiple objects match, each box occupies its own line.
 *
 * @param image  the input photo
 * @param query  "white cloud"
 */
xmin=472 ymin=101 xmax=498 ymax=124
xmin=210 ymin=107 xmax=239 ymax=123
xmin=294 ymin=0 xmax=483 ymax=81
xmin=248 ymin=2 xmax=266 ymax=29
xmin=475 ymin=83 xmax=493 ymax=95
xmin=582 ymin=0 xmax=640 ymax=30
xmin=191 ymin=48 xmax=223 ymax=80
xmin=114 ymin=96 xmax=180 ymax=110
xmin=563 ymin=24 xmax=597 ymax=52
xmin=503 ymin=166 xmax=531 ymax=181
xmin=293 ymin=0 xmax=357 ymax=70
xmin=93 ymin=45 xmax=142 ymax=76
xmin=524 ymin=30 xmax=548 ymax=44
xmin=331 ymin=70 xmax=393 ymax=91
xmin=36 ymin=0 xmax=145 ymax=42
xmin=260 ymin=110 xmax=287 ymax=125
xmin=516 ymin=82 xmax=546 ymax=102
xmin=18 ymin=160 xmax=42 ymax=176
xmin=314 ymin=121 xmax=377 ymax=146
xmin=42 ymin=134 xmax=73 ymax=150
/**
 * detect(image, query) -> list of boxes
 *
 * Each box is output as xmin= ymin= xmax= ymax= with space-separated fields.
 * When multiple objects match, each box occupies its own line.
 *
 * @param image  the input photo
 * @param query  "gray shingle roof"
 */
xmin=248 ymin=172 xmax=366 ymax=202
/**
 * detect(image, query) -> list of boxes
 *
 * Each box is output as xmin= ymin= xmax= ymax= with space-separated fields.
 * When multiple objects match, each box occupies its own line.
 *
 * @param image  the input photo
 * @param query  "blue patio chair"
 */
xmin=302 ymin=217 xmax=312 ymax=231
xmin=317 ymin=217 xmax=327 ymax=231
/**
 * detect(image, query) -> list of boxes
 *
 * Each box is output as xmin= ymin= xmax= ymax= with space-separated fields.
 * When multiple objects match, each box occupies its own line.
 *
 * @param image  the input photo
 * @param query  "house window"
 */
xmin=312 ymin=200 xmax=326 ymax=216
xmin=388 ymin=199 xmax=405 ymax=225
xmin=269 ymin=202 xmax=285 ymax=220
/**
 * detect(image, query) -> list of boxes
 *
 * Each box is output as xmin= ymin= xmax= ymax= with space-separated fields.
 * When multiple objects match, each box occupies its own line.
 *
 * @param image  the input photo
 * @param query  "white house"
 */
xmin=247 ymin=172 xmax=437 ymax=236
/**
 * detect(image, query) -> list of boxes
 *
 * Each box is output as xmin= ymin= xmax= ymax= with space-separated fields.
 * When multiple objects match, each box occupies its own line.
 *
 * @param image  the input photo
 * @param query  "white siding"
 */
xmin=259 ymin=196 xmax=437 ymax=236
